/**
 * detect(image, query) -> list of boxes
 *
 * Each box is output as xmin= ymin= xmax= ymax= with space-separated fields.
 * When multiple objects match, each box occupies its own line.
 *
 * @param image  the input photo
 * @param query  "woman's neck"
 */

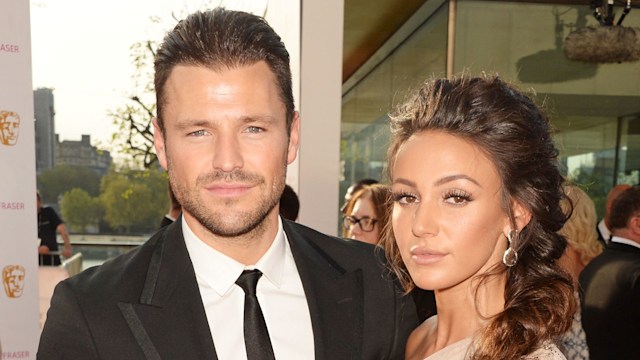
xmin=431 ymin=273 xmax=506 ymax=351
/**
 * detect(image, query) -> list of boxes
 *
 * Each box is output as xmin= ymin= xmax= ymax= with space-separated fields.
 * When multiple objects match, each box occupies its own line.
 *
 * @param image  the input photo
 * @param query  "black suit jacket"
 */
xmin=38 ymin=219 xmax=418 ymax=359
xmin=579 ymin=241 xmax=640 ymax=360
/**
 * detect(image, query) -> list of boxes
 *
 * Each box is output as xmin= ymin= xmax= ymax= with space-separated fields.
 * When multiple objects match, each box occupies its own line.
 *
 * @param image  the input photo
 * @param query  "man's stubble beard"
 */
xmin=167 ymin=156 xmax=287 ymax=242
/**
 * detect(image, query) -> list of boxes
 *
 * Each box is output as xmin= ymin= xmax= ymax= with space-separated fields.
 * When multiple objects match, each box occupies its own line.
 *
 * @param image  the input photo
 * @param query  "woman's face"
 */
xmin=391 ymin=131 xmax=511 ymax=292
xmin=347 ymin=195 xmax=381 ymax=245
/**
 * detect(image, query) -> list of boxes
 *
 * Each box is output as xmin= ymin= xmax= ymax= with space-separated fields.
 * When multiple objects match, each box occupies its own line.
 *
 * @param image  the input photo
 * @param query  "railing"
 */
xmin=54 ymin=233 xmax=147 ymax=271
xmin=39 ymin=234 xmax=148 ymax=328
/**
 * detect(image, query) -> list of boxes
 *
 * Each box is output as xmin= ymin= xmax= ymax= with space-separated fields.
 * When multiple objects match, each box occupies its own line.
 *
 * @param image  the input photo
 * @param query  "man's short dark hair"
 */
xmin=609 ymin=186 xmax=640 ymax=230
xmin=154 ymin=8 xmax=294 ymax=133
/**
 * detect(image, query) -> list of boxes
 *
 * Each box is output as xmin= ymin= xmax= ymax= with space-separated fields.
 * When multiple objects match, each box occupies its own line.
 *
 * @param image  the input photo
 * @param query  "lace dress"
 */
xmin=424 ymin=337 xmax=567 ymax=360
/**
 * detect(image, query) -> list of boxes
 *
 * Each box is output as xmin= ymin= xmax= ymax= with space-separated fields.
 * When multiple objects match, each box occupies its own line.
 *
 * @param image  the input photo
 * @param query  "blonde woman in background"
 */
xmin=557 ymin=184 xmax=604 ymax=360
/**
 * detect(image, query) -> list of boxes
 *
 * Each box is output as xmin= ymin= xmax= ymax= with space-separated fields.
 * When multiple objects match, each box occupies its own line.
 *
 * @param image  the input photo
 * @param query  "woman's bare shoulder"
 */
xmin=405 ymin=316 xmax=437 ymax=360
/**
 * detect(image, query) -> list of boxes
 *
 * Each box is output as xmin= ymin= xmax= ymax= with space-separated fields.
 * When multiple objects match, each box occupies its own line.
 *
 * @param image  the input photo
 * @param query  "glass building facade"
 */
xmin=341 ymin=0 xmax=640 ymax=220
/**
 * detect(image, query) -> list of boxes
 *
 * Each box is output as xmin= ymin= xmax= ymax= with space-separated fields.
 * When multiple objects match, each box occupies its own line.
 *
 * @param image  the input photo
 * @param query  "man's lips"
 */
xmin=409 ymin=245 xmax=447 ymax=265
xmin=204 ymin=183 xmax=255 ymax=197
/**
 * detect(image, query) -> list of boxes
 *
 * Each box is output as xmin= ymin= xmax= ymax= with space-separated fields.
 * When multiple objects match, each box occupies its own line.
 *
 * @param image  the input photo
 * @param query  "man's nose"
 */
xmin=212 ymin=133 xmax=243 ymax=172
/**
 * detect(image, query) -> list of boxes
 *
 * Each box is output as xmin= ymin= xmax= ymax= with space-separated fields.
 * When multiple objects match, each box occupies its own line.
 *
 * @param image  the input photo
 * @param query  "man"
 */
xmin=39 ymin=9 xmax=417 ymax=359
xmin=580 ymin=186 xmax=640 ymax=360
xmin=159 ymin=182 xmax=181 ymax=228
xmin=596 ymin=183 xmax=632 ymax=244
xmin=37 ymin=191 xmax=72 ymax=266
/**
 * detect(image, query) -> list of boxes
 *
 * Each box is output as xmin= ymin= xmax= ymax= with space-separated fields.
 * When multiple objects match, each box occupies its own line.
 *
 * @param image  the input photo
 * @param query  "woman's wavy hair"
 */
xmin=381 ymin=74 xmax=576 ymax=359
xmin=560 ymin=184 xmax=604 ymax=265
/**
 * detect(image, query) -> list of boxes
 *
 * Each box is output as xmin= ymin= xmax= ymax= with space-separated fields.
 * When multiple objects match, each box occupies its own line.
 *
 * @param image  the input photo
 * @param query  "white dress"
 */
xmin=424 ymin=337 xmax=567 ymax=360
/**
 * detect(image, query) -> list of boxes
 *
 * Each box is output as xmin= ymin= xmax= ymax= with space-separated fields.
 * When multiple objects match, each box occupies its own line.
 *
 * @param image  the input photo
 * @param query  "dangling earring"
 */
xmin=503 ymin=229 xmax=518 ymax=267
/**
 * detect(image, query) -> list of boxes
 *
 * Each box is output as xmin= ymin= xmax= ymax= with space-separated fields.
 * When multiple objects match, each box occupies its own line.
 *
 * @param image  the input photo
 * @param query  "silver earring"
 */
xmin=503 ymin=229 xmax=518 ymax=267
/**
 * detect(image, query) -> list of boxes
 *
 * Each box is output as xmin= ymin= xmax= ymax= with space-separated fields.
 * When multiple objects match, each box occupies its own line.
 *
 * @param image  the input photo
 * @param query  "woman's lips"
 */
xmin=409 ymin=245 xmax=446 ymax=265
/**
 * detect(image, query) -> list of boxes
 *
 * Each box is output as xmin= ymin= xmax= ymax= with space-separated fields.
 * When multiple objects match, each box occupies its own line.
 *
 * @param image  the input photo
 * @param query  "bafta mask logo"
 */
xmin=0 ymin=110 xmax=21 ymax=146
xmin=2 ymin=265 xmax=26 ymax=298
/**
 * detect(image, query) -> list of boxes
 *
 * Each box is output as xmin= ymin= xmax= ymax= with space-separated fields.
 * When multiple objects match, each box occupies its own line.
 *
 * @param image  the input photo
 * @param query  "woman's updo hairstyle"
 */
xmin=382 ymin=74 xmax=576 ymax=360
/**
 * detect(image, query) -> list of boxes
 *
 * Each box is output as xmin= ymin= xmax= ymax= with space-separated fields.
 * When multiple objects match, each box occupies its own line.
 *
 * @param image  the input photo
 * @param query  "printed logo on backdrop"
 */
xmin=1 ymin=201 xmax=25 ymax=211
xmin=0 ymin=43 xmax=20 ymax=54
xmin=2 ymin=265 xmax=26 ymax=298
xmin=0 ymin=111 xmax=20 ymax=146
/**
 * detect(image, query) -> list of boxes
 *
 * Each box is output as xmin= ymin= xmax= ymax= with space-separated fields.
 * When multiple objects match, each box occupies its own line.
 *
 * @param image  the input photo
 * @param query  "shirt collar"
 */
xmin=598 ymin=219 xmax=611 ymax=240
xmin=610 ymin=236 xmax=640 ymax=250
xmin=182 ymin=216 xmax=287 ymax=296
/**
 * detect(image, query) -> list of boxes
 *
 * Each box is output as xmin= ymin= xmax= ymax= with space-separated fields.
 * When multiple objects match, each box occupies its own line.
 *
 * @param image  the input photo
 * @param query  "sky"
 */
xmin=29 ymin=0 xmax=265 ymax=155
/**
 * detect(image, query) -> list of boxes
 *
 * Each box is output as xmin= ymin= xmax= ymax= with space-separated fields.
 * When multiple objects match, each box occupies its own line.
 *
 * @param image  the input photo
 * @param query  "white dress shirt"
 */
xmin=610 ymin=235 xmax=640 ymax=250
xmin=597 ymin=219 xmax=611 ymax=243
xmin=182 ymin=216 xmax=315 ymax=360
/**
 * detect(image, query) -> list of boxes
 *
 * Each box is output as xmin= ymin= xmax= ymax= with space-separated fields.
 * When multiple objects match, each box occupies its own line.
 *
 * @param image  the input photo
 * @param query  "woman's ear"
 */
xmin=512 ymin=200 xmax=532 ymax=231
xmin=504 ymin=200 xmax=532 ymax=234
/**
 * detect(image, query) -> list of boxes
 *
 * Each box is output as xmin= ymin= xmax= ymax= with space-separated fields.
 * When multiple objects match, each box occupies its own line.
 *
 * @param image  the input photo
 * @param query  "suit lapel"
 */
xmin=609 ymin=241 xmax=640 ymax=255
xmin=284 ymin=221 xmax=365 ymax=359
xmin=119 ymin=220 xmax=218 ymax=359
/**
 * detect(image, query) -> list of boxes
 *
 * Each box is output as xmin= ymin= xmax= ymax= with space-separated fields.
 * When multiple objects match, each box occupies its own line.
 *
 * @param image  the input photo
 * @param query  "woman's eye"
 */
xmin=443 ymin=192 xmax=472 ymax=205
xmin=393 ymin=193 xmax=418 ymax=205
xmin=448 ymin=196 xmax=466 ymax=204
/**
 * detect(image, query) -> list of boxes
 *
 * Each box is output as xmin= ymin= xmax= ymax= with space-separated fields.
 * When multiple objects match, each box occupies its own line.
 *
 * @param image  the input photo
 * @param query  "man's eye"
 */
xmin=189 ymin=130 xmax=207 ymax=137
xmin=246 ymin=126 xmax=264 ymax=134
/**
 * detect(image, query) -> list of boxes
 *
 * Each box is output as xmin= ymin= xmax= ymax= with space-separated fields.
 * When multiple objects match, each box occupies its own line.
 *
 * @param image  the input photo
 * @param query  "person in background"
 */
xmin=37 ymin=191 xmax=72 ymax=266
xmin=579 ymin=186 xmax=640 ymax=360
xmin=382 ymin=75 xmax=575 ymax=359
xmin=160 ymin=182 xmax=181 ymax=228
xmin=342 ymin=183 xmax=389 ymax=245
xmin=39 ymin=8 xmax=417 ymax=359
xmin=340 ymin=178 xmax=378 ymax=214
xmin=596 ymin=183 xmax=632 ymax=244
xmin=279 ymin=184 xmax=300 ymax=221
xmin=557 ymin=184 xmax=604 ymax=360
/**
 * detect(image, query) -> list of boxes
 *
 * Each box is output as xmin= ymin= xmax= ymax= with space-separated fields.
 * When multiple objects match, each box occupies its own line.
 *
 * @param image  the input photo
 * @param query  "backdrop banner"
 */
xmin=0 ymin=0 xmax=40 ymax=358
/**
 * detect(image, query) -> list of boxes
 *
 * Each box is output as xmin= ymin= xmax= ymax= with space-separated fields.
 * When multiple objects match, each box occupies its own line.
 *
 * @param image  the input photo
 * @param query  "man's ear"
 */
xmin=152 ymin=118 xmax=168 ymax=170
xmin=287 ymin=111 xmax=300 ymax=165
xmin=630 ymin=215 xmax=640 ymax=237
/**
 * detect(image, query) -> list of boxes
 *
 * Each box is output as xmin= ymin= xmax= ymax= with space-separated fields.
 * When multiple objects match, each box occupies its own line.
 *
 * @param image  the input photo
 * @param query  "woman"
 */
xmin=381 ymin=75 xmax=576 ymax=359
xmin=557 ymin=184 xmax=604 ymax=360
xmin=558 ymin=184 xmax=604 ymax=281
xmin=342 ymin=184 xmax=390 ymax=245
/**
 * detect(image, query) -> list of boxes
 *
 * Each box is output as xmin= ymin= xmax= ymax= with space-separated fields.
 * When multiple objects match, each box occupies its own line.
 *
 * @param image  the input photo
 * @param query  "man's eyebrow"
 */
xmin=174 ymin=115 xmax=280 ymax=129
xmin=174 ymin=119 xmax=211 ymax=130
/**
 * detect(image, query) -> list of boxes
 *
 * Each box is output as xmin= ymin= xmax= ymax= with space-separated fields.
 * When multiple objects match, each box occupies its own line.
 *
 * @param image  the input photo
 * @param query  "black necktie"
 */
xmin=235 ymin=270 xmax=276 ymax=360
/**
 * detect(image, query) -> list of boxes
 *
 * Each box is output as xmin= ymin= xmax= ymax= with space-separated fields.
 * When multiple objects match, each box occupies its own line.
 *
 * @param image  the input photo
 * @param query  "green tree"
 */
xmin=109 ymin=31 xmax=160 ymax=169
xmin=100 ymin=166 xmax=168 ymax=233
xmin=37 ymin=164 xmax=102 ymax=204
xmin=108 ymin=3 xmax=220 ymax=168
xmin=60 ymin=188 xmax=103 ymax=232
